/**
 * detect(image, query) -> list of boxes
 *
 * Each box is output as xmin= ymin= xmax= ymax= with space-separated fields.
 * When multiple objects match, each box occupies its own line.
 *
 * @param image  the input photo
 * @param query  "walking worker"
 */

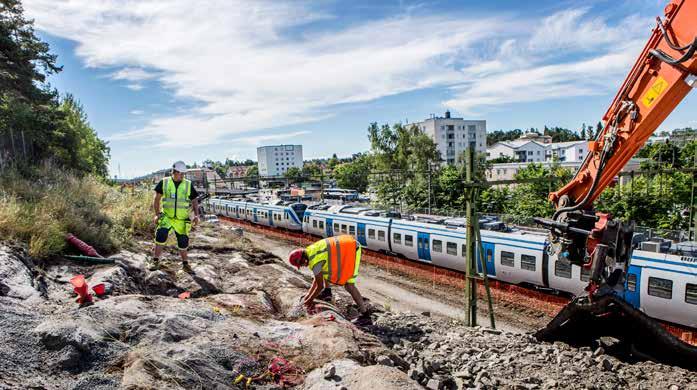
xmin=149 ymin=161 xmax=200 ymax=271
xmin=288 ymin=234 xmax=367 ymax=316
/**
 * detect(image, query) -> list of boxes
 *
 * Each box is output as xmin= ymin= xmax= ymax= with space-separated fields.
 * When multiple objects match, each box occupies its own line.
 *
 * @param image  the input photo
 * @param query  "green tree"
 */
xmin=55 ymin=95 xmax=110 ymax=177
xmin=284 ymin=166 xmax=303 ymax=183
xmin=368 ymin=122 xmax=441 ymax=210
xmin=334 ymin=154 xmax=372 ymax=192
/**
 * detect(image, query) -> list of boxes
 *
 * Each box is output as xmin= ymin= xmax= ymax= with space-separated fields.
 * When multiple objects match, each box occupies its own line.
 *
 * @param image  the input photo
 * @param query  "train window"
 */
xmin=580 ymin=267 xmax=590 ymax=282
xmin=554 ymin=261 xmax=572 ymax=279
xmin=378 ymin=230 xmax=386 ymax=241
xmin=447 ymin=242 xmax=457 ymax=256
xmin=312 ymin=220 xmax=317 ymax=228
xmin=686 ymin=283 xmax=697 ymax=305
xmin=627 ymin=273 xmax=637 ymax=292
xmin=334 ymin=223 xmax=339 ymax=231
xmin=521 ymin=255 xmax=536 ymax=271
xmin=319 ymin=221 xmax=324 ymax=229
xmin=341 ymin=224 xmax=347 ymax=233
xmin=368 ymin=229 xmax=375 ymax=239
xmin=349 ymin=226 xmax=356 ymax=235
xmin=393 ymin=233 xmax=401 ymax=244
xmin=647 ymin=277 xmax=673 ymax=299
xmin=405 ymin=235 xmax=413 ymax=247
xmin=501 ymin=251 xmax=514 ymax=267
xmin=304 ymin=215 xmax=309 ymax=222
xmin=433 ymin=240 xmax=442 ymax=253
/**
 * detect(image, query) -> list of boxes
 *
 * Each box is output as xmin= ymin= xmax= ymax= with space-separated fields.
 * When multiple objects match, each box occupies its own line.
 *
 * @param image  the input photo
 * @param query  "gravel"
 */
xmin=364 ymin=311 xmax=697 ymax=390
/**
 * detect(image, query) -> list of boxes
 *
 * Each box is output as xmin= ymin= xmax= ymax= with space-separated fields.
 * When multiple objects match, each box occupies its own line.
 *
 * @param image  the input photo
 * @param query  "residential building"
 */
xmin=406 ymin=111 xmax=486 ymax=165
xmin=226 ymin=165 xmax=250 ymax=178
xmin=546 ymin=140 xmax=589 ymax=163
xmin=487 ymin=140 xmax=548 ymax=162
xmin=486 ymin=158 xmax=645 ymax=186
xmin=487 ymin=137 xmax=589 ymax=163
xmin=518 ymin=132 xmax=553 ymax=144
xmin=257 ymin=144 xmax=303 ymax=177
xmin=186 ymin=168 xmax=228 ymax=192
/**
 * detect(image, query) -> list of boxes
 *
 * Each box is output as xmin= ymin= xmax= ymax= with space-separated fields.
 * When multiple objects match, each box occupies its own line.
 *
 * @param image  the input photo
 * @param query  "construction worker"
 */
xmin=288 ymin=235 xmax=367 ymax=316
xmin=149 ymin=161 xmax=200 ymax=271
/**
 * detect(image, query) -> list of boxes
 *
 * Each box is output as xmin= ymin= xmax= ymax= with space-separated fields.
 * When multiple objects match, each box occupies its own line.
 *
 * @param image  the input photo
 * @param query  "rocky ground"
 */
xmin=0 ymin=222 xmax=694 ymax=389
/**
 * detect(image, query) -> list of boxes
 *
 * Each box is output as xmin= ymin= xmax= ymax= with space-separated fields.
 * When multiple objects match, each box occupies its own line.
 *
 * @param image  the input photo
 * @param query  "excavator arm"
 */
xmin=533 ymin=1 xmax=697 ymax=369
xmin=536 ymin=0 xmax=697 ymax=290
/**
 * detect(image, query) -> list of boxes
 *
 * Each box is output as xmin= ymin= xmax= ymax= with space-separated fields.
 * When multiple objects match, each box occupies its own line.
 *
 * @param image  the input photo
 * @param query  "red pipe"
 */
xmin=65 ymin=233 xmax=103 ymax=258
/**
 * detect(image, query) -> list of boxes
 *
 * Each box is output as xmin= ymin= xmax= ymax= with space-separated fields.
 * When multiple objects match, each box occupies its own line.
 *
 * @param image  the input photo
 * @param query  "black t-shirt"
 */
xmin=154 ymin=179 xmax=199 ymax=200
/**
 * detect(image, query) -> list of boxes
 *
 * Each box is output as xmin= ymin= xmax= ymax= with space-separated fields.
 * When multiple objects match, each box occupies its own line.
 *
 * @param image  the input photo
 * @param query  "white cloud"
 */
xmin=23 ymin=1 xmax=649 ymax=146
xmin=110 ymin=67 xmax=158 ymax=82
xmin=126 ymin=83 xmax=144 ymax=91
xmin=130 ymin=110 xmax=144 ymax=115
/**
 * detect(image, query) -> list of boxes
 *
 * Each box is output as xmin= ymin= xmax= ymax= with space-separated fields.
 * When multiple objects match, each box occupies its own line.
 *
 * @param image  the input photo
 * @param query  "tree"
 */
xmin=488 ymin=155 xmax=516 ymax=164
xmin=580 ymin=123 xmax=586 ymax=140
xmin=368 ymin=122 xmax=441 ymax=209
xmin=55 ymin=95 xmax=110 ymax=177
xmin=284 ymin=166 xmax=303 ymax=183
xmin=246 ymin=165 xmax=258 ymax=176
xmin=333 ymin=154 xmax=372 ymax=193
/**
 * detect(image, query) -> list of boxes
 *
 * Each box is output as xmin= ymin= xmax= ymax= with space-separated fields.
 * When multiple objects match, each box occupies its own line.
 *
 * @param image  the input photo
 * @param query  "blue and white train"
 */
xmin=205 ymin=198 xmax=697 ymax=329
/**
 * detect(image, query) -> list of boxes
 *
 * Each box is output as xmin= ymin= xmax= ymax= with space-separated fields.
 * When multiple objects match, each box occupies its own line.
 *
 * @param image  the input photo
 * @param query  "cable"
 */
xmin=656 ymin=17 xmax=693 ymax=51
xmin=650 ymin=17 xmax=697 ymax=65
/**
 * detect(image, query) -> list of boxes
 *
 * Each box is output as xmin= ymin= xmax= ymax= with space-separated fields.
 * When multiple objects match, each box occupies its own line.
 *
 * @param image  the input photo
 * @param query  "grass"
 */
xmin=0 ymin=166 xmax=154 ymax=258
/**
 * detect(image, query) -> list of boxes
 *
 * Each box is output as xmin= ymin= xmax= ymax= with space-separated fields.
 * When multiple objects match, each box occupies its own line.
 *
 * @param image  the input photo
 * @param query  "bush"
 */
xmin=0 ymin=166 xmax=154 ymax=258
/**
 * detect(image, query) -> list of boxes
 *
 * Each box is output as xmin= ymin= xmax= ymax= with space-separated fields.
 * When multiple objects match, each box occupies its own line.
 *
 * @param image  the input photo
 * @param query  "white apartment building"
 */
xmin=487 ymin=140 xmax=548 ymax=163
xmin=487 ymin=138 xmax=589 ymax=163
xmin=486 ymin=158 xmax=645 ymax=185
xmin=407 ymin=111 xmax=486 ymax=165
xmin=257 ymin=144 xmax=303 ymax=177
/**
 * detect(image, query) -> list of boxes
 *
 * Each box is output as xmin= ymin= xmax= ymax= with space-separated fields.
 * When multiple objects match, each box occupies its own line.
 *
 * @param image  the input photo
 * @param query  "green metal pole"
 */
xmin=464 ymin=147 xmax=477 ymax=327
xmin=474 ymin=210 xmax=496 ymax=329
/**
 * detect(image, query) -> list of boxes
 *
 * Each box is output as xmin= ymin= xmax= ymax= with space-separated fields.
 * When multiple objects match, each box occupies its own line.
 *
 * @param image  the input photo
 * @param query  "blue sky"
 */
xmin=25 ymin=0 xmax=696 ymax=178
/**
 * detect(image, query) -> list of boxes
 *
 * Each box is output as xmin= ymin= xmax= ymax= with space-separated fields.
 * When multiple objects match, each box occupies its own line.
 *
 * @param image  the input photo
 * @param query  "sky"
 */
xmin=23 ymin=0 xmax=697 ymax=178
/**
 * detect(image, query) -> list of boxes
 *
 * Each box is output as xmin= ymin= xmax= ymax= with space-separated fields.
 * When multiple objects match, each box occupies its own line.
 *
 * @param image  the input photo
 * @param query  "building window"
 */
xmin=528 ymin=151 xmax=533 ymax=155
xmin=446 ymin=242 xmax=457 ymax=256
xmin=686 ymin=283 xmax=697 ymax=305
xmin=501 ymin=251 xmax=515 ymax=267
xmin=554 ymin=261 xmax=572 ymax=279
xmin=378 ymin=230 xmax=386 ymax=242
xmin=368 ymin=229 xmax=375 ymax=239
xmin=405 ymin=235 xmax=413 ymax=247
xmin=647 ymin=277 xmax=673 ymax=299
xmin=627 ymin=273 xmax=637 ymax=292
xmin=393 ymin=233 xmax=401 ymax=244
xmin=432 ymin=239 xmax=442 ymax=253
xmin=521 ymin=255 xmax=536 ymax=271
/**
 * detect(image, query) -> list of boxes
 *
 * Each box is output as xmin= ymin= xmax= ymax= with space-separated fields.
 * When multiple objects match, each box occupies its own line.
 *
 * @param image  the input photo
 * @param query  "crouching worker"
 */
xmin=149 ymin=160 xmax=200 ymax=272
xmin=288 ymin=235 xmax=367 ymax=317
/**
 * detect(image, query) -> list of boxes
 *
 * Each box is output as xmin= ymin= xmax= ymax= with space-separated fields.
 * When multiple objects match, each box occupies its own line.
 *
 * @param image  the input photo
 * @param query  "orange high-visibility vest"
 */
xmin=307 ymin=235 xmax=360 ymax=285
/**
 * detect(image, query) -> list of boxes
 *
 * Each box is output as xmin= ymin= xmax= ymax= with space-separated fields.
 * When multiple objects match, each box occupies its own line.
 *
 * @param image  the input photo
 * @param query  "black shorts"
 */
xmin=155 ymin=227 xmax=189 ymax=250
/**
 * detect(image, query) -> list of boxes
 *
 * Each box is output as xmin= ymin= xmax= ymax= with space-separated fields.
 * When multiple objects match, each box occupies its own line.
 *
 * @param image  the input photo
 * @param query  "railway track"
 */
xmin=218 ymin=216 xmax=696 ymax=345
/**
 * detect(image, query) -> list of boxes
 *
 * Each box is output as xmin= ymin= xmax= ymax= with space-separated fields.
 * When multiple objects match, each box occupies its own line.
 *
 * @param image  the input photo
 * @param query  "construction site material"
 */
xmin=65 ymin=233 xmax=103 ymax=258
xmin=535 ymin=294 xmax=697 ymax=371
xmin=63 ymin=255 xmax=116 ymax=264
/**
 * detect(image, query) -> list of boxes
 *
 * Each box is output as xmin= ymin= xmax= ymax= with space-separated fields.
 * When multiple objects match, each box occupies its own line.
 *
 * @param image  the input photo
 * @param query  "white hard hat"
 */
xmin=172 ymin=161 xmax=187 ymax=173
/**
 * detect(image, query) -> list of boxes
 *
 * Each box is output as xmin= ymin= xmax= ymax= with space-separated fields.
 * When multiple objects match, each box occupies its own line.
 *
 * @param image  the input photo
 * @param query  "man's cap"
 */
xmin=288 ymin=248 xmax=304 ymax=269
xmin=172 ymin=161 xmax=187 ymax=173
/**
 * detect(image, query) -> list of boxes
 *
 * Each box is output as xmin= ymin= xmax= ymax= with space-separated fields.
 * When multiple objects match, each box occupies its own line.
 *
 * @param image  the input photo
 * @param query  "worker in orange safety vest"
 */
xmin=288 ymin=235 xmax=367 ymax=315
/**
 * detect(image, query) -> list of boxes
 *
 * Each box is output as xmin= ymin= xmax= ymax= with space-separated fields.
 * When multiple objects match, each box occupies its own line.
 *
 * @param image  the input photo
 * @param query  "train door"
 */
xmin=326 ymin=218 xmax=333 ymax=236
xmin=253 ymin=208 xmax=258 ymax=222
xmin=357 ymin=223 xmax=367 ymax=246
xmin=475 ymin=242 xmax=496 ymax=276
xmin=417 ymin=232 xmax=431 ymax=262
xmin=623 ymin=265 xmax=642 ymax=309
xmin=269 ymin=210 xmax=274 ymax=226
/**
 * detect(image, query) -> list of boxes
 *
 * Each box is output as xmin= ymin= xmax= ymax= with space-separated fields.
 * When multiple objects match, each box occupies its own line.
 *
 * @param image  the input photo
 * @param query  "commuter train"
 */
xmin=205 ymin=198 xmax=697 ymax=328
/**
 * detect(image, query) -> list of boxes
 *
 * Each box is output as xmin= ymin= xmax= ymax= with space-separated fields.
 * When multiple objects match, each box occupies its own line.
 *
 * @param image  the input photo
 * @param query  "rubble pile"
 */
xmin=366 ymin=311 xmax=697 ymax=390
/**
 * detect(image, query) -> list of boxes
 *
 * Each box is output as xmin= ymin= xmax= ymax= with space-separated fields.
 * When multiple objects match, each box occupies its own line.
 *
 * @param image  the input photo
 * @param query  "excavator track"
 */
xmin=534 ymin=294 xmax=697 ymax=371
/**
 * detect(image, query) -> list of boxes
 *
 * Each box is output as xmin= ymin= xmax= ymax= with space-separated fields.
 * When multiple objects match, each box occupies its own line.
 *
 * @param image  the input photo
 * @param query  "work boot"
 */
xmin=181 ymin=260 xmax=194 ymax=274
xmin=147 ymin=257 xmax=161 ymax=271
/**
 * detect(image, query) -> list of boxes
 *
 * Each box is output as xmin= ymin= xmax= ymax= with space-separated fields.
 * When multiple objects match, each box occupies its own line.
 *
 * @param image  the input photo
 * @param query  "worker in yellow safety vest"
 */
xmin=149 ymin=161 xmax=200 ymax=272
xmin=288 ymin=235 xmax=366 ymax=315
